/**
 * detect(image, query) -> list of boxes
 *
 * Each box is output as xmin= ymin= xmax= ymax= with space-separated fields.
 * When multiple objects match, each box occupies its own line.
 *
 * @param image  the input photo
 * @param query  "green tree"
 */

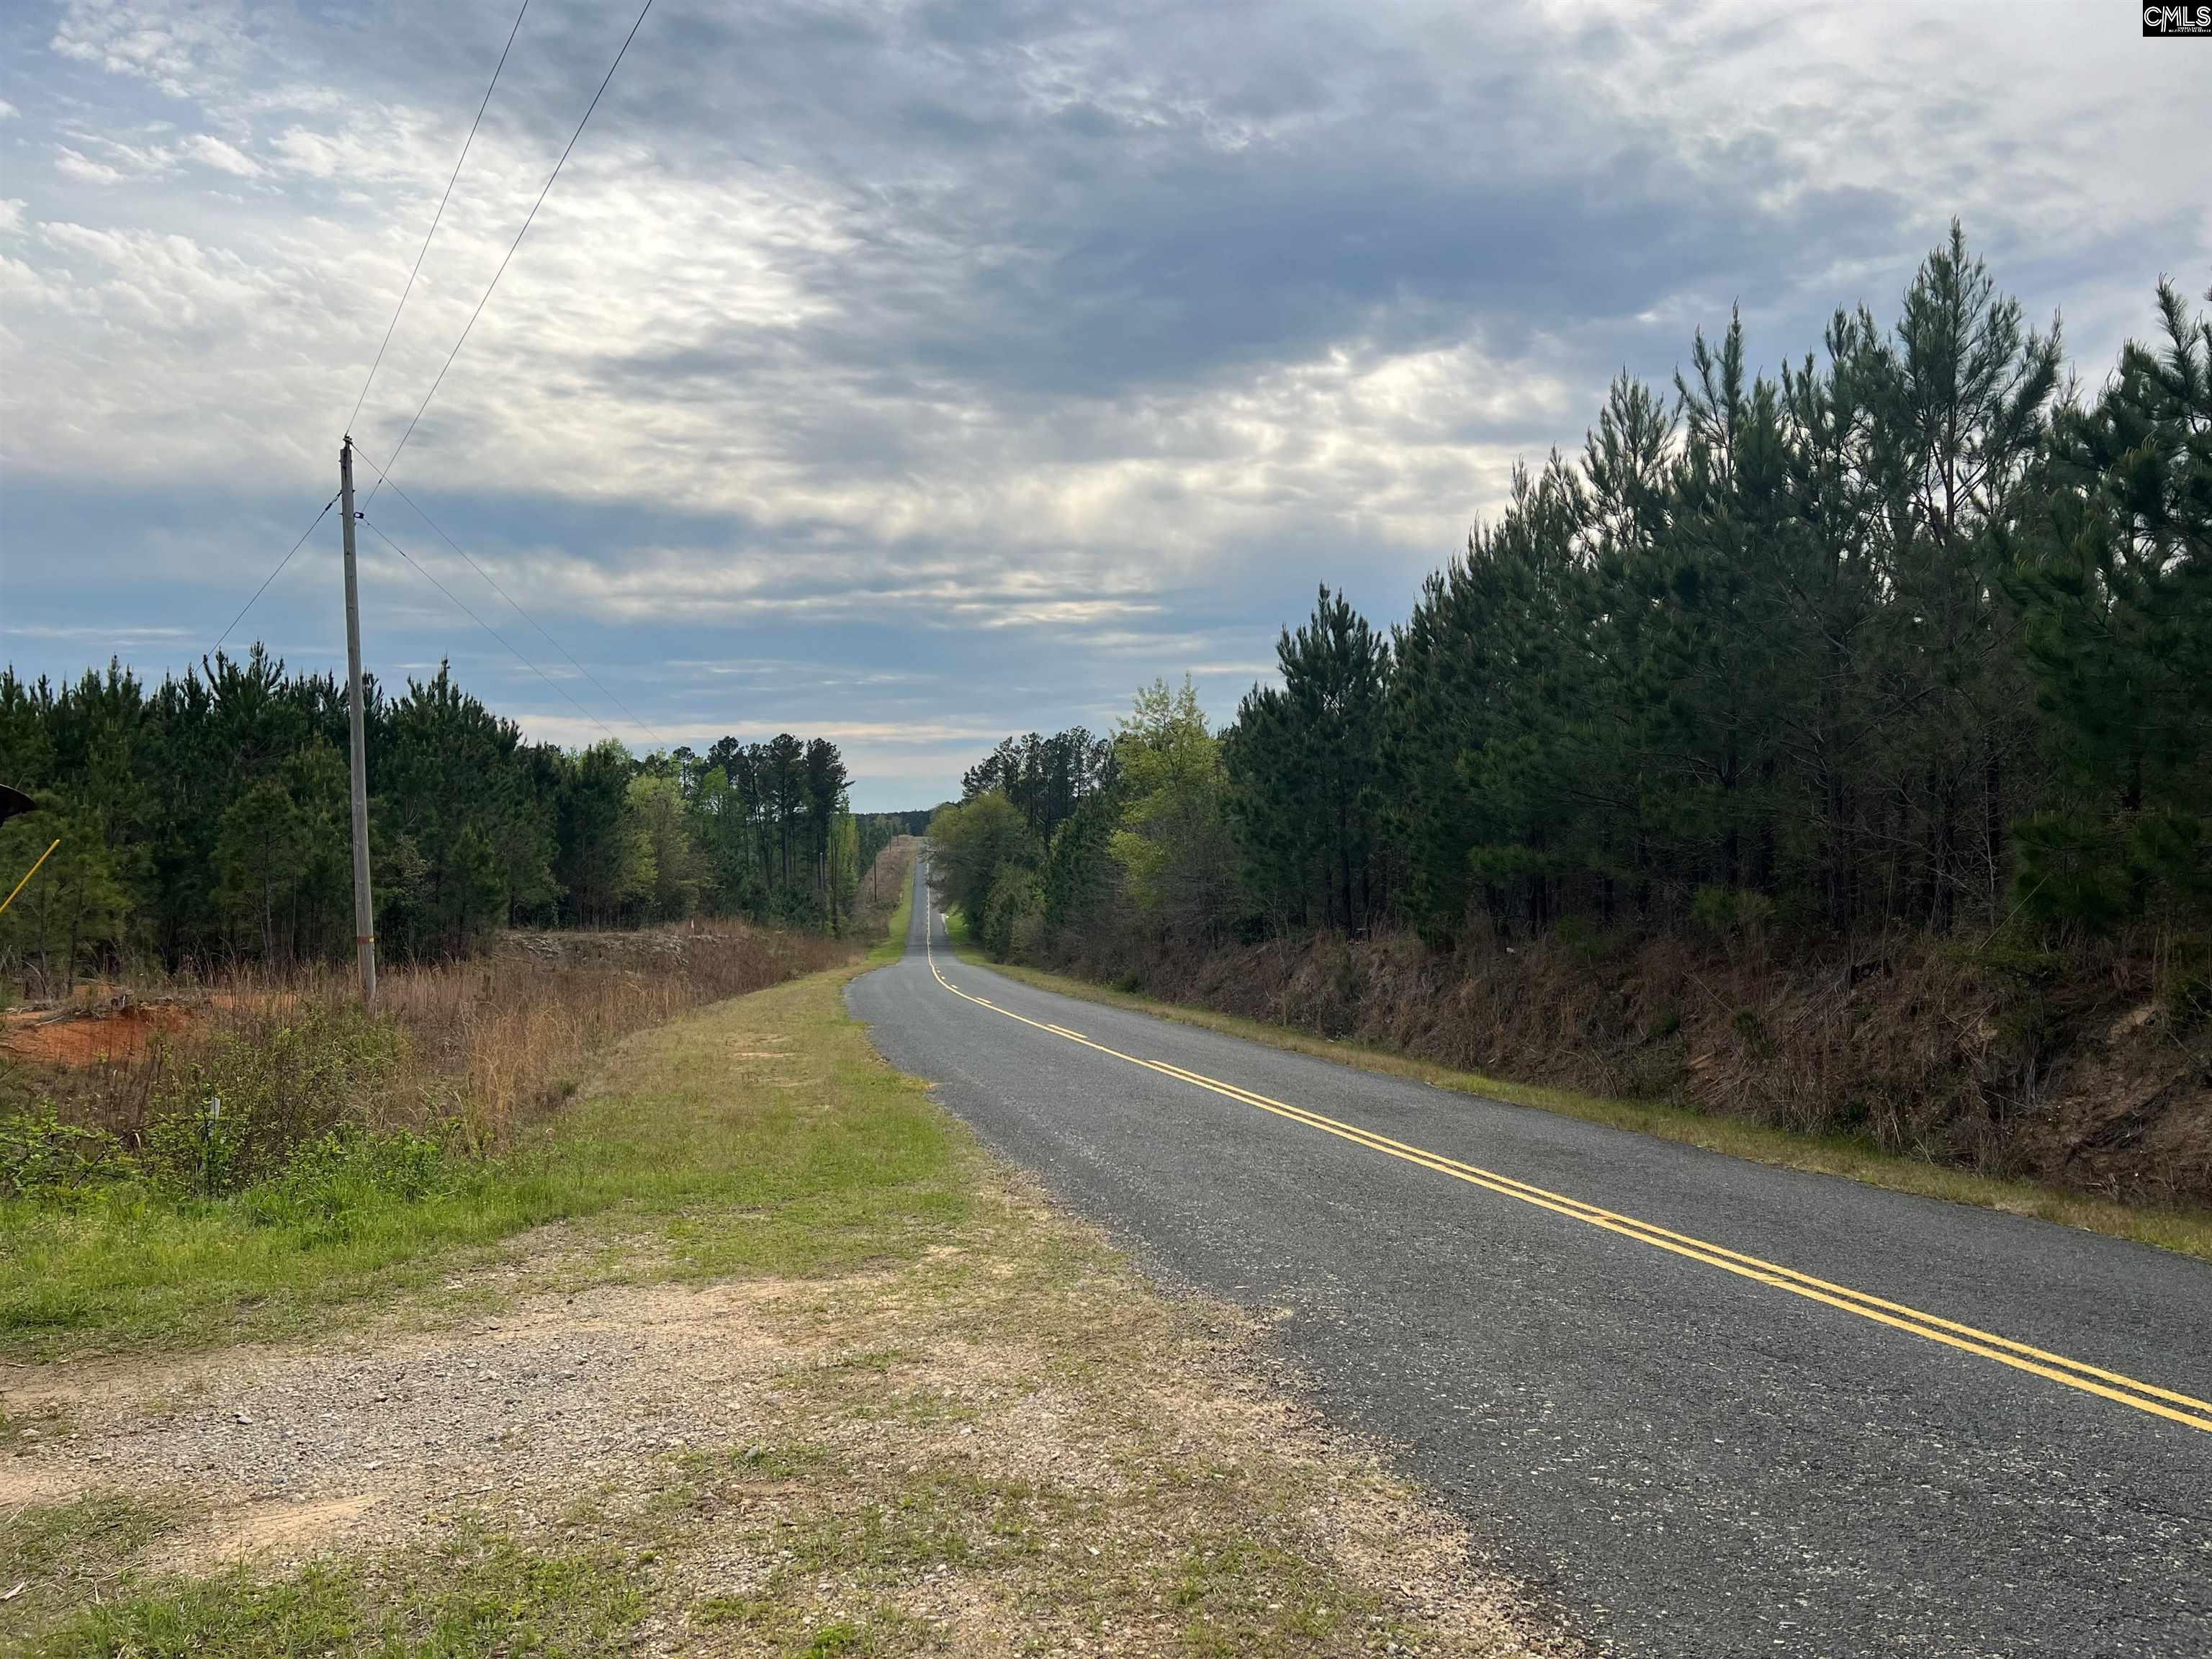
xmin=1110 ymin=678 xmax=1236 ymax=942
xmin=2015 ymin=279 xmax=2212 ymax=930
xmin=626 ymin=772 xmax=703 ymax=922
xmin=215 ymin=776 xmax=307 ymax=962
xmin=0 ymin=795 xmax=127 ymax=994
xmin=1228 ymin=586 xmax=1390 ymax=932
xmin=928 ymin=791 xmax=1038 ymax=942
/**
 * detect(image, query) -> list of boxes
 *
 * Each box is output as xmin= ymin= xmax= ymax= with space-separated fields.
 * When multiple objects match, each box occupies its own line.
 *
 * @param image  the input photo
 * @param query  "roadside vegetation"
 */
xmin=0 ymin=848 xmax=914 ymax=1358
xmin=929 ymin=237 xmax=2212 ymax=1214
xmin=0 ymin=655 xmax=930 ymax=991
xmin=942 ymin=917 xmax=2212 ymax=1266
xmin=0 ymin=848 xmax=1565 ymax=1658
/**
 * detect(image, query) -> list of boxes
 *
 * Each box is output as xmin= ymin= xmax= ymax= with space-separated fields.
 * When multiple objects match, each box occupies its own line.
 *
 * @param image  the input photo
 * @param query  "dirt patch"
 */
xmin=1 ymin=999 xmax=198 ymax=1068
xmin=1 ymin=1187 xmax=1577 ymax=1655
xmin=3 ymin=1272 xmax=800 ymax=1564
xmin=184 ymin=1492 xmax=386 ymax=1568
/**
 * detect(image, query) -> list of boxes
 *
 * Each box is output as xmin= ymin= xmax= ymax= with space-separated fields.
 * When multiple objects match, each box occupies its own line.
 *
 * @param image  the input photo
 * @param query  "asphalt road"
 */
xmin=846 ymin=858 xmax=2212 ymax=1658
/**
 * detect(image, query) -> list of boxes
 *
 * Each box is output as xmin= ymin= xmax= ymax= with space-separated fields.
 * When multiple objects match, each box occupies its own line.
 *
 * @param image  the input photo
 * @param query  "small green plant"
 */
xmin=2158 ymin=935 xmax=2212 ymax=1035
xmin=238 ymin=1123 xmax=454 ymax=1234
xmin=1731 ymin=1006 xmax=1778 ymax=1062
xmin=0 ymin=1102 xmax=130 ymax=1197
xmin=728 ymin=1442 xmax=838 ymax=1482
xmin=140 ymin=1004 xmax=406 ymax=1196
xmin=692 ymin=1593 xmax=776 ymax=1629
xmin=1552 ymin=914 xmax=1609 ymax=961
xmin=1691 ymin=885 xmax=1775 ymax=940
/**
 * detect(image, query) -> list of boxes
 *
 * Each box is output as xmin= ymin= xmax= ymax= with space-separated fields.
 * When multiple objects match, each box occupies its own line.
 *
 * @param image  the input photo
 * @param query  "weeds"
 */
xmin=1 ymin=922 xmax=858 ymax=1200
xmin=0 ymin=845 xmax=920 ymax=1354
xmin=41 ymin=1527 xmax=652 ymax=1658
xmin=1015 ymin=912 xmax=2212 ymax=1209
xmin=964 ymin=943 xmax=2212 ymax=1264
xmin=0 ymin=1104 xmax=127 ymax=1197
xmin=0 ymin=1490 xmax=189 ymax=1632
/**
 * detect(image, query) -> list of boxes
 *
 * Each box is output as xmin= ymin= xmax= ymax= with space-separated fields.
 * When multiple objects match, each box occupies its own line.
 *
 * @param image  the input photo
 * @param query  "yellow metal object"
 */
xmin=0 ymin=839 xmax=60 ymax=918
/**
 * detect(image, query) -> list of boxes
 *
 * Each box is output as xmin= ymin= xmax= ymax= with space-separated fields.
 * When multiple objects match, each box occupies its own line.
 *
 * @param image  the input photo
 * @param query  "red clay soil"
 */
xmin=0 ymin=1000 xmax=197 ymax=1068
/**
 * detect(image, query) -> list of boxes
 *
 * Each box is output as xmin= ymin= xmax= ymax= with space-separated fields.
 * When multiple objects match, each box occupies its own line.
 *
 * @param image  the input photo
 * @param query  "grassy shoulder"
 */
xmin=6 ymin=1501 xmax=651 ymax=1658
xmin=940 ymin=917 xmax=2212 ymax=1266
xmin=3 ymin=867 xmax=1554 ymax=1658
xmin=0 ymin=875 xmax=938 ymax=1362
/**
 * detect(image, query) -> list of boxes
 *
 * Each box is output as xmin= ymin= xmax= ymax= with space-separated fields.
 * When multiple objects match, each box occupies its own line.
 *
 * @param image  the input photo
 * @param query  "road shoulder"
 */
xmin=2 ymin=946 xmax=1575 ymax=1657
xmin=943 ymin=927 xmax=2212 ymax=1267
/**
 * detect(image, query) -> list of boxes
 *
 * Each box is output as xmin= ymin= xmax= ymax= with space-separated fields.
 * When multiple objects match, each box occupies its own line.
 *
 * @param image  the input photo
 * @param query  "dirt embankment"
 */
xmin=2 ymin=997 xmax=199 ymax=1068
xmin=1048 ymin=928 xmax=2212 ymax=1208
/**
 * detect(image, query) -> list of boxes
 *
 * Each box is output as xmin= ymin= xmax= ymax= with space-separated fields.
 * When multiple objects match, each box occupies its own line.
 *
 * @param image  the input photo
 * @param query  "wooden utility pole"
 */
xmin=340 ymin=438 xmax=378 ymax=1005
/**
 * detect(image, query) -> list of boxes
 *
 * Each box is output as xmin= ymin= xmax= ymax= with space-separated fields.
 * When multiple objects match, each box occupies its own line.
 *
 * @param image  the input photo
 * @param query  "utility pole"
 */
xmin=340 ymin=439 xmax=378 ymax=1006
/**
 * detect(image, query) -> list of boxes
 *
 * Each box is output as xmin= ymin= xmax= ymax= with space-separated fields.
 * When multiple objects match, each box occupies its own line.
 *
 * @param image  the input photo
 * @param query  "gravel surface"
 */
xmin=2 ymin=1259 xmax=796 ymax=1568
xmin=3 ymin=1170 xmax=1576 ymax=1655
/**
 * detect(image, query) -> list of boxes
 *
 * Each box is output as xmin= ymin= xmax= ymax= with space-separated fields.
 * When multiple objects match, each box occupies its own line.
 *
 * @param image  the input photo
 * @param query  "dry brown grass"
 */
xmin=386 ymin=924 xmax=857 ymax=1148
xmin=7 ymin=840 xmax=920 ymax=1169
xmin=5 ymin=928 xmax=842 ymax=1162
xmin=3 ymin=935 xmax=1570 ymax=1657
xmin=1040 ymin=920 xmax=2212 ymax=1210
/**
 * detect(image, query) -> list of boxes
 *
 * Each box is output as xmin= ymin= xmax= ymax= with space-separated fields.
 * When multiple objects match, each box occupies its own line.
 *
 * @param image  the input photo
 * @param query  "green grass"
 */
xmin=868 ymin=876 xmax=914 ymax=968
xmin=943 ymin=927 xmax=2212 ymax=1266
xmin=0 ymin=884 xmax=961 ymax=1360
xmin=0 ymin=1491 xmax=192 ymax=1637
xmin=4 ymin=870 xmax=1537 ymax=1658
xmin=32 ymin=1526 xmax=651 ymax=1658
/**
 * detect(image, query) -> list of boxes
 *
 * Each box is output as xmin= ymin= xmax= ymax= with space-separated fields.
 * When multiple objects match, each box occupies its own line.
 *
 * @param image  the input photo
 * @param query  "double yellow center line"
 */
xmin=922 ymin=907 xmax=2212 ymax=1436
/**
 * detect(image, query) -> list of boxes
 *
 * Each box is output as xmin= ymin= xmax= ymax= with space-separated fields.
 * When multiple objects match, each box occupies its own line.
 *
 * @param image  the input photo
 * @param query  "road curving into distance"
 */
xmin=848 ymin=856 xmax=2212 ymax=1658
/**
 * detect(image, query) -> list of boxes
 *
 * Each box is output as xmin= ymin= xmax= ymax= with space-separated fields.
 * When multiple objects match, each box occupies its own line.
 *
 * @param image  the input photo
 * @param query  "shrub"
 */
xmin=0 ymin=1102 xmax=130 ymax=1197
xmin=140 ymin=1002 xmax=407 ymax=1197
xmin=981 ymin=864 xmax=1044 ymax=960
xmin=238 ymin=1123 xmax=454 ymax=1234
xmin=1691 ymin=886 xmax=1775 ymax=943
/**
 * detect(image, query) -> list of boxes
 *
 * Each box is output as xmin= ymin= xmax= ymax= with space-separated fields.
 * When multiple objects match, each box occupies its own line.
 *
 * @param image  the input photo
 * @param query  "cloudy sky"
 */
xmin=2 ymin=0 xmax=2206 ymax=807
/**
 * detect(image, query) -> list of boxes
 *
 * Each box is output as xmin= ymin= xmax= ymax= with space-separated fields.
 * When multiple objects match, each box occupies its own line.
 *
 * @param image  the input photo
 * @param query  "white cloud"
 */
xmin=51 ymin=0 xmax=253 ymax=101
xmin=183 ymin=132 xmax=261 ymax=176
xmin=53 ymin=146 xmax=125 ymax=185
xmin=8 ymin=0 xmax=2210 ymax=806
xmin=3 ymin=623 xmax=192 ymax=644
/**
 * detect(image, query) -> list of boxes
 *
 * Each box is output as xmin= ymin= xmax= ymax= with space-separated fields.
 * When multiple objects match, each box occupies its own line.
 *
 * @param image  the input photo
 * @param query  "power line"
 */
xmin=365 ymin=0 xmax=657 ymax=506
xmin=209 ymin=492 xmax=341 ymax=658
xmin=359 ymin=513 xmax=628 ymax=747
xmin=343 ymin=0 xmax=532 ymax=441
xmin=345 ymin=443 xmax=673 ymax=752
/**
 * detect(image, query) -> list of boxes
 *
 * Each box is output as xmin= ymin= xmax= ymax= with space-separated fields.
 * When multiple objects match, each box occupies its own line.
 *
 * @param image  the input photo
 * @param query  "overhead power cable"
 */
xmin=346 ymin=441 xmax=670 ymax=751
xmin=208 ymin=491 xmax=341 ymax=658
xmin=343 ymin=0 xmax=532 ymax=442
xmin=207 ymin=1 xmax=534 ymax=673
xmin=364 ymin=0 xmax=657 ymax=505
xmin=359 ymin=515 xmax=626 ymax=747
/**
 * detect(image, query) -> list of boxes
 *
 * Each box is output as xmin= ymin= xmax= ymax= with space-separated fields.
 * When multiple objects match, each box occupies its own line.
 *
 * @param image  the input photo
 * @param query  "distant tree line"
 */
xmin=935 ymin=233 xmax=2211 ymax=971
xmin=0 ymin=652 xmax=903 ymax=991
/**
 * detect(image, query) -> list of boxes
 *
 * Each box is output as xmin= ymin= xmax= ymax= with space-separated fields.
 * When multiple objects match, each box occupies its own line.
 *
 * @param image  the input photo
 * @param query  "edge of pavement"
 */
xmin=930 ymin=903 xmax=2212 ymax=1269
